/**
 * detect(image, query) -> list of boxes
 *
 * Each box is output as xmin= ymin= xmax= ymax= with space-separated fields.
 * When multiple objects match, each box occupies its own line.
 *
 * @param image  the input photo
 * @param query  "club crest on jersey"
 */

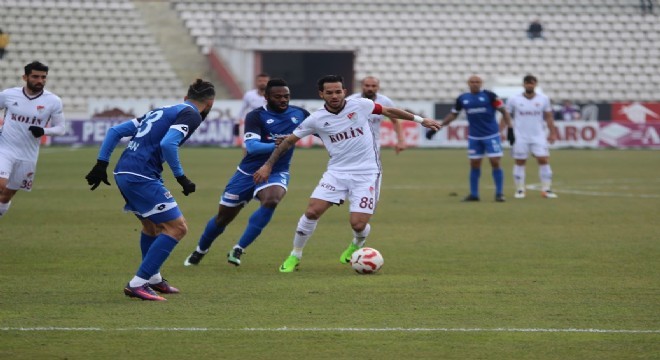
xmin=478 ymin=97 xmax=485 ymax=101
xmin=290 ymin=117 xmax=299 ymax=124
xmin=347 ymin=112 xmax=357 ymax=120
xmin=37 ymin=105 xmax=45 ymax=113
xmin=267 ymin=119 xmax=275 ymax=124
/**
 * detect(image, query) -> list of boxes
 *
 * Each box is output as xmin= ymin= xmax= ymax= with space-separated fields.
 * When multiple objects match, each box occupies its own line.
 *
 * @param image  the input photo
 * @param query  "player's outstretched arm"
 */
xmin=381 ymin=107 xmax=442 ymax=131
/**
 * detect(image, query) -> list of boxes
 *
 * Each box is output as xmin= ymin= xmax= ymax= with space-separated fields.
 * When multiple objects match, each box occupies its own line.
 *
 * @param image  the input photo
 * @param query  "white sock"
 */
xmin=513 ymin=165 xmax=526 ymax=190
xmin=352 ymin=223 xmax=371 ymax=247
xmin=0 ymin=201 xmax=11 ymax=217
xmin=539 ymin=164 xmax=553 ymax=190
xmin=196 ymin=246 xmax=209 ymax=254
xmin=148 ymin=273 xmax=163 ymax=284
xmin=291 ymin=215 xmax=318 ymax=259
xmin=129 ymin=276 xmax=148 ymax=288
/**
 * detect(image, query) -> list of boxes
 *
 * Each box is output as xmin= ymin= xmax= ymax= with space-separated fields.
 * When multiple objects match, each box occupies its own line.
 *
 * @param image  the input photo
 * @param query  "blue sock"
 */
xmin=140 ymin=233 xmax=157 ymax=260
xmin=198 ymin=216 xmax=226 ymax=252
xmin=237 ymin=206 xmax=275 ymax=249
xmin=470 ymin=168 xmax=481 ymax=197
xmin=136 ymin=234 xmax=178 ymax=280
xmin=493 ymin=168 xmax=504 ymax=195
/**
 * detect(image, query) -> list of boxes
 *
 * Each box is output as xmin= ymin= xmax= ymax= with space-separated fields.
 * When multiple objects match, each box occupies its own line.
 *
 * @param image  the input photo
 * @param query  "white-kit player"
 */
xmin=346 ymin=76 xmax=406 ymax=154
xmin=0 ymin=61 xmax=66 ymax=217
xmin=253 ymin=75 xmax=441 ymax=272
xmin=505 ymin=74 xmax=558 ymax=199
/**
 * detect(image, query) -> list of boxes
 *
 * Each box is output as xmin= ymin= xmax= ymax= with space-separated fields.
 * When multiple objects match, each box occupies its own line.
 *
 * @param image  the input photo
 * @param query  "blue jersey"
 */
xmin=452 ymin=90 xmax=503 ymax=139
xmin=105 ymin=102 xmax=203 ymax=180
xmin=239 ymin=105 xmax=309 ymax=174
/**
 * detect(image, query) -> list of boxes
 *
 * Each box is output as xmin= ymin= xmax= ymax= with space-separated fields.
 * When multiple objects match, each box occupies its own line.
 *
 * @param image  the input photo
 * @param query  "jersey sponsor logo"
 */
xmin=517 ymin=110 xmax=543 ymax=116
xmin=328 ymin=126 xmax=365 ymax=143
xmin=466 ymin=107 xmax=488 ymax=114
xmin=10 ymin=113 xmax=42 ymax=125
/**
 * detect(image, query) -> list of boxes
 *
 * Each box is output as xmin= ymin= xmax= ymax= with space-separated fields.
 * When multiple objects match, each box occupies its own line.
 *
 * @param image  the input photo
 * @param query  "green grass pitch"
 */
xmin=1 ymin=147 xmax=658 ymax=359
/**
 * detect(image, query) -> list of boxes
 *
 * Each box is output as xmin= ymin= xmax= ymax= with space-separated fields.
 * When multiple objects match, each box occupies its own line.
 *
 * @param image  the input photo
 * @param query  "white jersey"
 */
xmin=294 ymin=98 xmax=381 ymax=174
xmin=238 ymin=89 xmax=267 ymax=120
xmin=345 ymin=93 xmax=395 ymax=144
xmin=506 ymin=92 xmax=552 ymax=143
xmin=0 ymin=87 xmax=66 ymax=161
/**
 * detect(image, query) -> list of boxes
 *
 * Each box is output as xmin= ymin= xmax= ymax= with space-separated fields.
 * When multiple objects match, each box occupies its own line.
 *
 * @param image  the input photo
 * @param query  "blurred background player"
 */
xmin=183 ymin=78 xmax=310 ymax=267
xmin=253 ymin=75 xmax=441 ymax=272
xmin=437 ymin=75 xmax=512 ymax=202
xmin=235 ymin=73 xmax=270 ymax=145
xmin=0 ymin=61 xmax=66 ymax=218
xmin=505 ymin=74 xmax=558 ymax=199
xmin=346 ymin=76 xmax=406 ymax=154
xmin=85 ymin=79 xmax=215 ymax=301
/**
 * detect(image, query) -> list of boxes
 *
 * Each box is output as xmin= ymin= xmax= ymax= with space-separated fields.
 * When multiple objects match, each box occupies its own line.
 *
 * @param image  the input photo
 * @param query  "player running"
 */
xmin=183 ymin=78 xmax=310 ymax=267
xmin=85 ymin=79 xmax=215 ymax=301
xmin=0 ymin=61 xmax=66 ymax=218
xmin=253 ymin=75 xmax=441 ymax=272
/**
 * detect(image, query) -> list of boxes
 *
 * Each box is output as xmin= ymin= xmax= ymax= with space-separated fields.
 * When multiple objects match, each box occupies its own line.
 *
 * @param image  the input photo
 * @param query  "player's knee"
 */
xmin=163 ymin=219 xmax=188 ymax=240
xmin=350 ymin=220 xmax=368 ymax=233
xmin=260 ymin=196 xmax=281 ymax=208
xmin=304 ymin=209 xmax=321 ymax=220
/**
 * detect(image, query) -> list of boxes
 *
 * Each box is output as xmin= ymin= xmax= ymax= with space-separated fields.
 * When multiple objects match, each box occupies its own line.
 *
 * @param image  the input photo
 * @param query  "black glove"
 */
xmin=176 ymin=175 xmax=196 ymax=196
xmin=85 ymin=160 xmax=111 ymax=190
xmin=425 ymin=129 xmax=437 ymax=140
xmin=507 ymin=127 xmax=515 ymax=146
xmin=28 ymin=126 xmax=45 ymax=138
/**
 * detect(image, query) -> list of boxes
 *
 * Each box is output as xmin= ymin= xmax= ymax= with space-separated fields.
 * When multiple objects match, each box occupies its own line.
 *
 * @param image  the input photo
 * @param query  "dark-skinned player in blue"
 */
xmin=184 ymin=78 xmax=310 ymax=267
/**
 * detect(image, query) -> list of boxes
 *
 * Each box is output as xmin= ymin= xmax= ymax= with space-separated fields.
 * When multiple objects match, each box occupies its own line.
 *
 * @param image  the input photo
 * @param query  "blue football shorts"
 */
xmin=467 ymin=135 xmax=503 ymax=159
xmin=115 ymin=174 xmax=182 ymax=224
xmin=220 ymin=169 xmax=289 ymax=207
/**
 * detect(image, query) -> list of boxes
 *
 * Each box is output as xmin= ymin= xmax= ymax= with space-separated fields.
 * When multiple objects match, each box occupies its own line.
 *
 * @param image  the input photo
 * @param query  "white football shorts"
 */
xmin=0 ymin=154 xmax=36 ymax=191
xmin=511 ymin=139 xmax=550 ymax=159
xmin=310 ymin=171 xmax=381 ymax=214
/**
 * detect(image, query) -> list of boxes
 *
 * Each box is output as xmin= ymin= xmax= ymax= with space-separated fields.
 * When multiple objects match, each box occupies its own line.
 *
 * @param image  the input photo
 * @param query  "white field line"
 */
xmin=1 ymin=327 xmax=658 ymax=334
xmin=526 ymin=183 xmax=660 ymax=198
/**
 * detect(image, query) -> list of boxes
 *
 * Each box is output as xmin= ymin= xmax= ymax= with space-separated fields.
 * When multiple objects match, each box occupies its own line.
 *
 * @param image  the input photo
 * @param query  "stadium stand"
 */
xmin=0 ymin=0 xmax=185 ymax=114
xmin=172 ymin=0 xmax=660 ymax=103
xmin=0 ymin=0 xmax=657 ymax=114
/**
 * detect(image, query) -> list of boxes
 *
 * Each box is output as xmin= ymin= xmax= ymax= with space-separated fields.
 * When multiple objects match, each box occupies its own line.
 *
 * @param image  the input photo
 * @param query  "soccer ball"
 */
xmin=350 ymin=247 xmax=384 ymax=274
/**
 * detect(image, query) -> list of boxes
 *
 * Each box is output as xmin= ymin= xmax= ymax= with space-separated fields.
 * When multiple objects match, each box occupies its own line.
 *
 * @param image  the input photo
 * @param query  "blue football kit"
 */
xmin=452 ymin=90 xmax=504 ymax=158
xmin=194 ymin=104 xmax=310 ymax=255
xmin=452 ymin=90 xmax=506 ymax=199
xmin=97 ymin=102 xmax=203 ymax=223
xmin=220 ymin=105 xmax=309 ymax=206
